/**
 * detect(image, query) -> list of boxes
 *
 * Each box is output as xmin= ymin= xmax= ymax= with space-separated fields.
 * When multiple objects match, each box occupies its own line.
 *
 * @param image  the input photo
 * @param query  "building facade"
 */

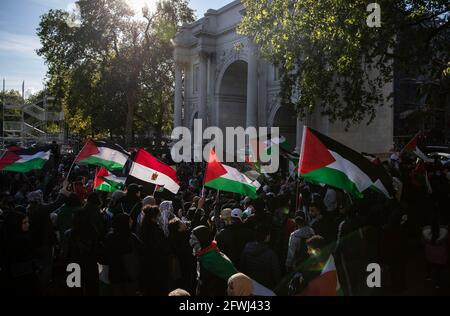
xmin=173 ymin=0 xmax=394 ymax=155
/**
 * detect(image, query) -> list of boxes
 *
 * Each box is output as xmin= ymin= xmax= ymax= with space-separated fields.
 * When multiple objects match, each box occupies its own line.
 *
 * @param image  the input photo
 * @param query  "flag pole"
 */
xmin=66 ymin=138 xmax=89 ymax=181
xmin=93 ymin=167 xmax=98 ymax=192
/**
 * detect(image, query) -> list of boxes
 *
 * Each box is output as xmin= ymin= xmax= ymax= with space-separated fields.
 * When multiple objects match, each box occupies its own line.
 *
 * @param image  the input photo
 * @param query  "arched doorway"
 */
xmin=272 ymin=105 xmax=297 ymax=151
xmin=218 ymin=60 xmax=248 ymax=130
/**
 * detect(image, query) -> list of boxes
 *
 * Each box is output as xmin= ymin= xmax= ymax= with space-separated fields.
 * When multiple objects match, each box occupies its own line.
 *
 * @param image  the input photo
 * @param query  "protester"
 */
xmin=422 ymin=213 xmax=449 ymax=290
xmin=215 ymin=208 xmax=253 ymax=269
xmin=240 ymin=225 xmax=281 ymax=290
xmin=227 ymin=273 xmax=253 ymax=296
xmin=139 ymin=205 xmax=172 ymax=296
xmin=102 ymin=213 xmax=142 ymax=296
xmin=168 ymin=288 xmax=191 ymax=296
xmin=2 ymin=212 xmax=37 ymax=295
xmin=168 ymin=217 xmax=196 ymax=294
xmin=1 ymin=136 xmax=449 ymax=297
xmin=61 ymin=209 xmax=101 ymax=296
xmin=190 ymin=225 xmax=235 ymax=296
xmin=286 ymin=214 xmax=315 ymax=272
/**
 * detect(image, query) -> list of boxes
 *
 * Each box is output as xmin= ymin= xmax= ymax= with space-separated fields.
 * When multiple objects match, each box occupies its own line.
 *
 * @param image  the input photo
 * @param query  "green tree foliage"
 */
xmin=238 ymin=0 xmax=449 ymax=128
xmin=37 ymin=0 xmax=194 ymax=144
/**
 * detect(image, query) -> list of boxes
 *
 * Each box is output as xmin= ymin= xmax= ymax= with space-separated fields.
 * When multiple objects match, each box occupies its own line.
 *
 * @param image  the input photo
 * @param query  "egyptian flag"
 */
xmin=75 ymin=139 xmax=129 ymax=171
xmin=94 ymin=168 xmax=126 ymax=193
xmin=0 ymin=146 xmax=51 ymax=172
xmin=402 ymin=132 xmax=432 ymax=162
xmin=128 ymin=149 xmax=180 ymax=194
xmin=299 ymin=127 xmax=394 ymax=199
xmin=298 ymin=255 xmax=343 ymax=296
xmin=204 ymin=148 xmax=261 ymax=199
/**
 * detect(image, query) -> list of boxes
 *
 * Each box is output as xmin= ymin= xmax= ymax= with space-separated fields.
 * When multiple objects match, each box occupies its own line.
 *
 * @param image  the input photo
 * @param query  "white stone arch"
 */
xmin=269 ymin=103 xmax=298 ymax=151
xmin=268 ymin=103 xmax=282 ymax=128
xmin=214 ymin=52 xmax=249 ymax=96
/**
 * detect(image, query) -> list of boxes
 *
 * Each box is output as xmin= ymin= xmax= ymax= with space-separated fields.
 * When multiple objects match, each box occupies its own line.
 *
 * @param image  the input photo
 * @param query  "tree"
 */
xmin=238 ymin=0 xmax=449 ymax=128
xmin=37 ymin=0 xmax=194 ymax=144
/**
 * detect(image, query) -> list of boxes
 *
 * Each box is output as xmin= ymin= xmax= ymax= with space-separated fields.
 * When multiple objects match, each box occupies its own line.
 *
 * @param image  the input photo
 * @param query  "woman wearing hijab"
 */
xmin=190 ymin=225 xmax=237 ymax=296
xmin=227 ymin=273 xmax=254 ymax=296
xmin=159 ymin=200 xmax=175 ymax=237
xmin=102 ymin=213 xmax=143 ymax=296
xmin=139 ymin=205 xmax=172 ymax=296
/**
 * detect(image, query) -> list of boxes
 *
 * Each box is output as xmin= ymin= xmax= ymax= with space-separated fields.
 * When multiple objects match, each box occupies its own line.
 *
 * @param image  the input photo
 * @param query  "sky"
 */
xmin=0 ymin=0 xmax=230 ymax=97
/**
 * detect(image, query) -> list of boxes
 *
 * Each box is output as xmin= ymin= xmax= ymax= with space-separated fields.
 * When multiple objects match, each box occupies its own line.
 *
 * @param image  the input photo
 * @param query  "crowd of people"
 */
xmin=0 ymin=146 xmax=449 ymax=296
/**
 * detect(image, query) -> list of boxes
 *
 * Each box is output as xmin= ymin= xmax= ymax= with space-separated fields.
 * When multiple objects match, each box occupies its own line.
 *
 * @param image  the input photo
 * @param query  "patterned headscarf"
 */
xmin=159 ymin=201 xmax=174 ymax=237
xmin=27 ymin=190 xmax=43 ymax=204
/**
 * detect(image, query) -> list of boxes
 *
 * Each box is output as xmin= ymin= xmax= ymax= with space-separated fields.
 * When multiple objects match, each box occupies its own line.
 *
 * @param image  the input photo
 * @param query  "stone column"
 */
xmin=198 ymin=52 xmax=208 ymax=127
xmin=246 ymin=41 xmax=258 ymax=128
xmin=295 ymin=116 xmax=304 ymax=153
xmin=174 ymin=63 xmax=183 ymax=128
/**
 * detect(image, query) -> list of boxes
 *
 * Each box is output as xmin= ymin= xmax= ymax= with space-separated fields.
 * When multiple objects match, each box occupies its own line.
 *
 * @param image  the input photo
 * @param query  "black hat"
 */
xmin=127 ymin=183 xmax=142 ymax=195
xmin=191 ymin=225 xmax=212 ymax=249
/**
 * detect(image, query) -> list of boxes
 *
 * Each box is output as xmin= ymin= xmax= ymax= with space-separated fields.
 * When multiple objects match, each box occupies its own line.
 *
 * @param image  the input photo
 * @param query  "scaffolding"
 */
xmin=1 ymin=84 xmax=65 ymax=148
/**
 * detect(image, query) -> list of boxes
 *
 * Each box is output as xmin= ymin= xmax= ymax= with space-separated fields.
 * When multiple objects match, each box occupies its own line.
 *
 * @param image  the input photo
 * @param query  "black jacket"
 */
xmin=240 ymin=241 xmax=281 ymax=290
xmin=196 ymin=262 xmax=228 ymax=296
xmin=215 ymin=222 xmax=253 ymax=269
xmin=102 ymin=231 xmax=143 ymax=284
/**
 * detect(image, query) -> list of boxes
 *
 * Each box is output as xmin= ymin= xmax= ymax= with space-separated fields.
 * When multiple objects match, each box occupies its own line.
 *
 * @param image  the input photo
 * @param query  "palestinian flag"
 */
xmin=154 ymin=185 xmax=165 ymax=193
xmin=299 ymin=127 xmax=394 ymax=199
xmin=0 ymin=146 xmax=51 ymax=172
xmin=402 ymin=132 xmax=432 ymax=162
xmin=197 ymin=241 xmax=276 ymax=296
xmin=197 ymin=241 xmax=238 ymax=280
xmin=204 ymin=148 xmax=261 ymax=199
xmin=128 ymin=149 xmax=180 ymax=194
xmin=94 ymin=168 xmax=126 ymax=193
xmin=298 ymin=255 xmax=343 ymax=296
xmin=75 ymin=140 xmax=129 ymax=171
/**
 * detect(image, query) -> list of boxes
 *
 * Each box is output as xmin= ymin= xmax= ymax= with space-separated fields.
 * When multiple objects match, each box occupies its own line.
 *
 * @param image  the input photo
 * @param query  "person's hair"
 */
xmin=86 ymin=192 xmax=101 ymax=206
xmin=306 ymin=235 xmax=326 ymax=250
xmin=112 ymin=213 xmax=130 ymax=235
xmin=187 ymin=207 xmax=196 ymax=221
xmin=72 ymin=209 xmax=97 ymax=239
xmin=5 ymin=211 xmax=27 ymax=235
xmin=255 ymin=225 xmax=269 ymax=242
xmin=14 ymin=205 xmax=26 ymax=214
xmin=295 ymin=216 xmax=306 ymax=226
xmin=168 ymin=217 xmax=182 ymax=235
xmin=66 ymin=193 xmax=82 ymax=208
xmin=142 ymin=205 xmax=160 ymax=220
xmin=168 ymin=289 xmax=191 ymax=296
xmin=252 ymin=198 xmax=265 ymax=215
xmin=310 ymin=200 xmax=324 ymax=212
